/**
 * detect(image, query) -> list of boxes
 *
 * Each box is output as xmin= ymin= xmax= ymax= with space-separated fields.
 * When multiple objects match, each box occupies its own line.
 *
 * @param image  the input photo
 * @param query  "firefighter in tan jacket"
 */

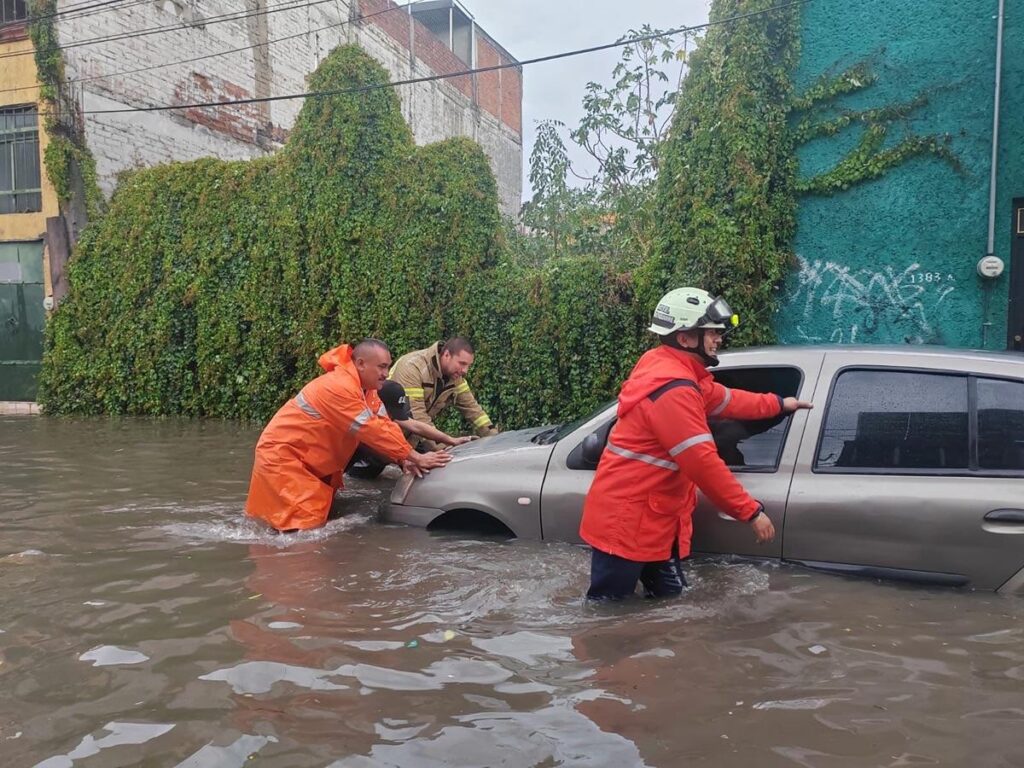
xmin=389 ymin=337 xmax=498 ymax=450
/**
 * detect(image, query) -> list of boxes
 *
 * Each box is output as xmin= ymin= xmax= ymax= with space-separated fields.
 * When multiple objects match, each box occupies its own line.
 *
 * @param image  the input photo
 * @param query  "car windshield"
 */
xmin=531 ymin=400 xmax=616 ymax=445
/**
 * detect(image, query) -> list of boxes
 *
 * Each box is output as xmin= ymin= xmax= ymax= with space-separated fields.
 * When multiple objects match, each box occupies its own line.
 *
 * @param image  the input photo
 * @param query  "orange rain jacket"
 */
xmin=245 ymin=345 xmax=412 ymax=531
xmin=579 ymin=346 xmax=784 ymax=562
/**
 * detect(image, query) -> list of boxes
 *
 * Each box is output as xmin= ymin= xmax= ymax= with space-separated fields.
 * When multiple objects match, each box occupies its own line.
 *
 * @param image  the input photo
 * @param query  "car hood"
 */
xmin=445 ymin=426 xmax=554 ymax=463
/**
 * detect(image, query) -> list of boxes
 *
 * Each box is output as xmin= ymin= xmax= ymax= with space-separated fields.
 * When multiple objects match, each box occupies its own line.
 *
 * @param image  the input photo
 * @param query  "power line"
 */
xmin=0 ymin=0 xmax=344 ymax=61
xmin=0 ymin=0 xmax=418 ymax=96
xmin=0 ymin=0 xmax=125 ymax=30
xmin=71 ymin=0 xmax=810 ymax=117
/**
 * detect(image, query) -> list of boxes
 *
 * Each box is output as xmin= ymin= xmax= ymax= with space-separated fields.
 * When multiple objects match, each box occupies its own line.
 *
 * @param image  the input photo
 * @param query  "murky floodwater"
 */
xmin=1 ymin=415 xmax=1023 ymax=767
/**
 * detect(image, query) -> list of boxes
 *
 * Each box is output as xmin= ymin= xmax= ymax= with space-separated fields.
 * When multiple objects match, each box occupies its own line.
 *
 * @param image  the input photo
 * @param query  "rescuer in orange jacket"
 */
xmin=246 ymin=339 xmax=451 ymax=532
xmin=579 ymin=288 xmax=813 ymax=599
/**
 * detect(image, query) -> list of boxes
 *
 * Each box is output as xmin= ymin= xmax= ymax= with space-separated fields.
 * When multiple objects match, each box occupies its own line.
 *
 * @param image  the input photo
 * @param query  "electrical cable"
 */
xmin=70 ymin=0 xmax=810 ymax=116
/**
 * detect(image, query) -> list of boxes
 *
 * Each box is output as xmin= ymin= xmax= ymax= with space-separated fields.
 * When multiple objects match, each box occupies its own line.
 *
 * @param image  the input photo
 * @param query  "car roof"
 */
xmin=721 ymin=345 xmax=1024 ymax=366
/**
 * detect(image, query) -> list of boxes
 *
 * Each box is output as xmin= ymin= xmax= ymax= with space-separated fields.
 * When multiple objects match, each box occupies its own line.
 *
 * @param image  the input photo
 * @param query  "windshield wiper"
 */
xmin=530 ymin=425 xmax=562 ymax=445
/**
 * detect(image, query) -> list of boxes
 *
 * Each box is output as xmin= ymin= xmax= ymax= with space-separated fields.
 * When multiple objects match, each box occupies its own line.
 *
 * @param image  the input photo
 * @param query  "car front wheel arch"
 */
xmin=426 ymin=508 xmax=516 ymax=539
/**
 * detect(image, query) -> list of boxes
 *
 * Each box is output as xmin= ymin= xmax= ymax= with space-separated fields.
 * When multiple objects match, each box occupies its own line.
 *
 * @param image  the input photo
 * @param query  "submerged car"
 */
xmin=384 ymin=346 xmax=1024 ymax=593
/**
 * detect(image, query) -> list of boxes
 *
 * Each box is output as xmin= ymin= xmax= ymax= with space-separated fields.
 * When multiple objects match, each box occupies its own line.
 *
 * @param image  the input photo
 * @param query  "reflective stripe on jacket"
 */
xmin=389 ymin=342 xmax=497 ymax=448
xmin=245 ymin=344 xmax=411 ymax=531
xmin=579 ymin=346 xmax=783 ymax=562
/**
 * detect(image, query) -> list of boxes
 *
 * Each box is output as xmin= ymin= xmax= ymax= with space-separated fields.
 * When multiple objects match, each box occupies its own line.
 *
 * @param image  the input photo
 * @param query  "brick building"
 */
xmin=0 ymin=0 xmax=522 ymax=400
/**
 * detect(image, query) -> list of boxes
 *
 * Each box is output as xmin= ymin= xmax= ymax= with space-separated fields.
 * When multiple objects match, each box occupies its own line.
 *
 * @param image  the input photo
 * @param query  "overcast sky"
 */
xmin=460 ymin=0 xmax=711 ymax=200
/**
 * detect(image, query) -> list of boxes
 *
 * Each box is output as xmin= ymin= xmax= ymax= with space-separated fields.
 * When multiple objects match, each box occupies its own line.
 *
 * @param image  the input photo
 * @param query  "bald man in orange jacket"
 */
xmin=246 ymin=339 xmax=451 ymax=531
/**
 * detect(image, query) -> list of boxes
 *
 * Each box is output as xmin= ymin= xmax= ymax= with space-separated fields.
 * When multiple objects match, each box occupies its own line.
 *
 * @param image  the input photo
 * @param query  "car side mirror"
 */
xmin=582 ymin=432 xmax=605 ymax=466
xmin=567 ymin=417 xmax=616 ymax=471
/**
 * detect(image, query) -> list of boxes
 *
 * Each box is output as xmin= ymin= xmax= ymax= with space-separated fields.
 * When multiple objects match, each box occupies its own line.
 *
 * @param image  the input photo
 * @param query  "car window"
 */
xmin=710 ymin=366 xmax=802 ymax=471
xmin=816 ymin=370 xmax=969 ymax=472
xmin=977 ymin=378 xmax=1024 ymax=471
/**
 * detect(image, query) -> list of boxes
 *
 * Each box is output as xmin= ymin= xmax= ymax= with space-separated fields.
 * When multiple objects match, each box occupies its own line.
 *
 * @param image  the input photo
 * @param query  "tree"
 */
xmin=518 ymin=27 xmax=688 ymax=265
xmin=571 ymin=25 xmax=685 ymax=194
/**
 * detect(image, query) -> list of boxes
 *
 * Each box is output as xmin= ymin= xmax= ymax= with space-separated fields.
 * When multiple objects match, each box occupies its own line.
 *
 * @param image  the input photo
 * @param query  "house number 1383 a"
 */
xmin=910 ymin=272 xmax=954 ymax=284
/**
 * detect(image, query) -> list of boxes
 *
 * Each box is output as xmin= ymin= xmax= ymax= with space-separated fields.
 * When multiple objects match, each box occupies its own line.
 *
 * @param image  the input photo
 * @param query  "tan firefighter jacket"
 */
xmin=389 ymin=342 xmax=497 ymax=450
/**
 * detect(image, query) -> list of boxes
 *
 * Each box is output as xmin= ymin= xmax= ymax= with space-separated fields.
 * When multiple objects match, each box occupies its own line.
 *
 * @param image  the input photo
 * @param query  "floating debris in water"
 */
xmin=405 ymin=640 xmax=419 ymax=649
xmin=808 ymin=644 xmax=828 ymax=655
xmin=79 ymin=646 xmax=149 ymax=666
xmin=443 ymin=630 xmax=456 ymax=641
xmin=1 ymin=549 xmax=47 ymax=564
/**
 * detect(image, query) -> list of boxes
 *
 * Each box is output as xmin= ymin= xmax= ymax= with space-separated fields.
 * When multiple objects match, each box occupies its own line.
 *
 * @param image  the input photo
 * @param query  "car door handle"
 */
xmin=984 ymin=509 xmax=1024 ymax=524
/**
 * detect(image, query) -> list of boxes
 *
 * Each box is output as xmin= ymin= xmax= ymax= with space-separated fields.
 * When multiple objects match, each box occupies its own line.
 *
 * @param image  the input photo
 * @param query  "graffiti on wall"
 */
xmin=785 ymin=256 xmax=957 ymax=344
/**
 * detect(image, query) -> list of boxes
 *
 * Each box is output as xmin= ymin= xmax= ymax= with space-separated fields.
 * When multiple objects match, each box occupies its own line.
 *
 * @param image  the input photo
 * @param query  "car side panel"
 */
xmin=783 ymin=351 xmax=1024 ymax=590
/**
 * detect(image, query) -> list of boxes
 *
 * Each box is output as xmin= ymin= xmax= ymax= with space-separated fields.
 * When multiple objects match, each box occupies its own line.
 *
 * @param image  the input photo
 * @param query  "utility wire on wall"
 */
xmin=63 ymin=0 xmax=810 ymax=117
xmin=0 ymin=0 xmax=346 ymax=60
xmin=0 ymin=0 xmax=128 ymax=30
xmin=0 ymin=0 xmax=424 ymax=95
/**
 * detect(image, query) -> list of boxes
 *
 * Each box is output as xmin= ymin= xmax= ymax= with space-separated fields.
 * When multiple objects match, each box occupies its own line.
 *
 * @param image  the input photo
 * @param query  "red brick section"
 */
xmin=413 ymin=22 xmax=471 ymax=99
xmin=475 ymin=36 xmax=501 ymax=121
xmin=174 ymin=72 xmax=287 ymax=145
xmin=500 ymin=58 xmax=522 ymax=136
xmin=356 ymin=0 xmax=521 ymax=136
xmin=358 ymin=0 xmax=410 ymax=50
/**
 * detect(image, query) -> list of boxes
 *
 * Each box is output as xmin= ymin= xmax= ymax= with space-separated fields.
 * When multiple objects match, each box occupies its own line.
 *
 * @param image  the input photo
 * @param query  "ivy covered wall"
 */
xmin=38 ymin=46 xmax=642 ymax=426
xmin=39 ymin=47 xmax=501 ymax=419
xmin=38 ymin=3 xmax=806 ymax=427
xmin=778 ymin=0 xmax=1022 ymax=348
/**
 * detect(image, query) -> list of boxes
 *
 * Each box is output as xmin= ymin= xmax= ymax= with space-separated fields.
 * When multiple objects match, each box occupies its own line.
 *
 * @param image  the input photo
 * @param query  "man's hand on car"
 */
xmin=402 ymin=450 xmax=452 ymax=477
xmin=782 ymin=397 xmax=814 ymax=413
xmin=750 ymin=506 xmax=776 ymax=543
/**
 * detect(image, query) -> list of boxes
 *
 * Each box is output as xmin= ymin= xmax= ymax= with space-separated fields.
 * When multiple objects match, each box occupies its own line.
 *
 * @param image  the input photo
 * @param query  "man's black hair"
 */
xmin=442 ymin=337 xmax=475 ymax=356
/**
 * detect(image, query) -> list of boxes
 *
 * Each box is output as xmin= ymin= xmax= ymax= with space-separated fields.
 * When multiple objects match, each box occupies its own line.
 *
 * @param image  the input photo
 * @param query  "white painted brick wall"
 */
xmin=54 ymin=0 xmax=522 ymax=216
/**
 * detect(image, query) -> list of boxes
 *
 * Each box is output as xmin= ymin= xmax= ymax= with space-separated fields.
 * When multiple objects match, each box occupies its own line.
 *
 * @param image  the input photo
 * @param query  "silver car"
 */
xmin=384 ymin=346 xmax=1024 ymax=593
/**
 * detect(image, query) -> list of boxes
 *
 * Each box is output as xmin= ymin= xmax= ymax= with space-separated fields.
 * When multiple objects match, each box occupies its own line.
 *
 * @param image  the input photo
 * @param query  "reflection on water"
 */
xmin=1 ymin=416 xmax=1023 ymax=767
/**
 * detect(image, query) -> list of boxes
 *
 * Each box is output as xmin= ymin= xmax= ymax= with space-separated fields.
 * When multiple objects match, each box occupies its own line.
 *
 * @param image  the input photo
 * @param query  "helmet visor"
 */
xmin=697 ymin=297 xmax=739 ymax=329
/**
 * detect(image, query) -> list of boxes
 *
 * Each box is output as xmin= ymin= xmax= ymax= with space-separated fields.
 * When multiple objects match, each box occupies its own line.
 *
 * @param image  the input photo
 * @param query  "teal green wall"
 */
xmin=777 ymin=0 xmax=1022 ymax=349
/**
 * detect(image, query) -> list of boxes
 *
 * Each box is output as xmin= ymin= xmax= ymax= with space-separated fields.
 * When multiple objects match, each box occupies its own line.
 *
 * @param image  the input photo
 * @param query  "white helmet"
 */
xmin=648 ymin=287 xmax=739 ymax=335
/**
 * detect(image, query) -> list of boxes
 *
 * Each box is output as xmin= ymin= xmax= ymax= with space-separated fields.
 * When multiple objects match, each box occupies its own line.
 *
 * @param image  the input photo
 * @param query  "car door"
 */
xmin=539 ymin=350 xmax=825 ymax=552
xmin=783 ymin=352 xmax=1024 ymax=590
xmin=689 ymin=352 xmax=823 ymax=559
xmin=539 ymin=403 xmax=617 ymax=543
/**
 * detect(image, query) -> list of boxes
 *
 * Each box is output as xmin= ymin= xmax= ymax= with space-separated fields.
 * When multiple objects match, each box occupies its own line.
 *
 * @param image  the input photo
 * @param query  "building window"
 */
xmin=1 ymin=0 xmax=28 ymax=25
xmin=816 ymin=369 xmax=970 ymax=472
xmin=0 ymin=105 xmax=42 ymax=215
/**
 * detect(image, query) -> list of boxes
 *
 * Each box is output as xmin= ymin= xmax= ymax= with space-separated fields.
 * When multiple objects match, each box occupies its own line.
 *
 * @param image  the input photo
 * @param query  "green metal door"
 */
xmin=0 ymin=241 xmax=45 ymax=401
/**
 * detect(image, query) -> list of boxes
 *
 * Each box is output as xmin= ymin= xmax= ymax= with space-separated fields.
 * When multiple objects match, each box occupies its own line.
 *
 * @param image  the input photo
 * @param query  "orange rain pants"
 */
xmin=245 ymin=344 xmax=412 ymax=531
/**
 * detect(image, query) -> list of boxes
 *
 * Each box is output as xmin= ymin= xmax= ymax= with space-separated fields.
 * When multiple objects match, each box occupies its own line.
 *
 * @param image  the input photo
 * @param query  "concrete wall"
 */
xmin=777 ymin=0 xmax=1022 ymax=349
xmin=54 ymin=0 xmax=522 ymax=216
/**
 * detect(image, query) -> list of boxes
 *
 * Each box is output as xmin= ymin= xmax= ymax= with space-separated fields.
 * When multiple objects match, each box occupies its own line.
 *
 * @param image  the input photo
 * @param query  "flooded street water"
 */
xmin=2 ymin=415 xmax=1023 ymax=767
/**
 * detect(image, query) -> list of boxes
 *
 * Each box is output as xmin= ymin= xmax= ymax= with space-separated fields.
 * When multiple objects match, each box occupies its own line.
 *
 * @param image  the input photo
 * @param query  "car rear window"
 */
xmin=978 ymin=378 xmax=1024 ymax=471
xmin=816 ymin=370 xmax=970 ymax=471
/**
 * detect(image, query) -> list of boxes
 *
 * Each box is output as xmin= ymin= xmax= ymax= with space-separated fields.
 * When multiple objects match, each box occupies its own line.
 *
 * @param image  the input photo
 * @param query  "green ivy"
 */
xmin=28 ymin=0 xmax=103 ymax=221
xmin=639 ymin=0 xmax=802 ymax=349
xmin=40 ymin=45 xmax=643 ymax=426
xmin=41 ymin=6 xmax=812 ymax=427
xmin=792 ymin=62 xmax=962 ymax=197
